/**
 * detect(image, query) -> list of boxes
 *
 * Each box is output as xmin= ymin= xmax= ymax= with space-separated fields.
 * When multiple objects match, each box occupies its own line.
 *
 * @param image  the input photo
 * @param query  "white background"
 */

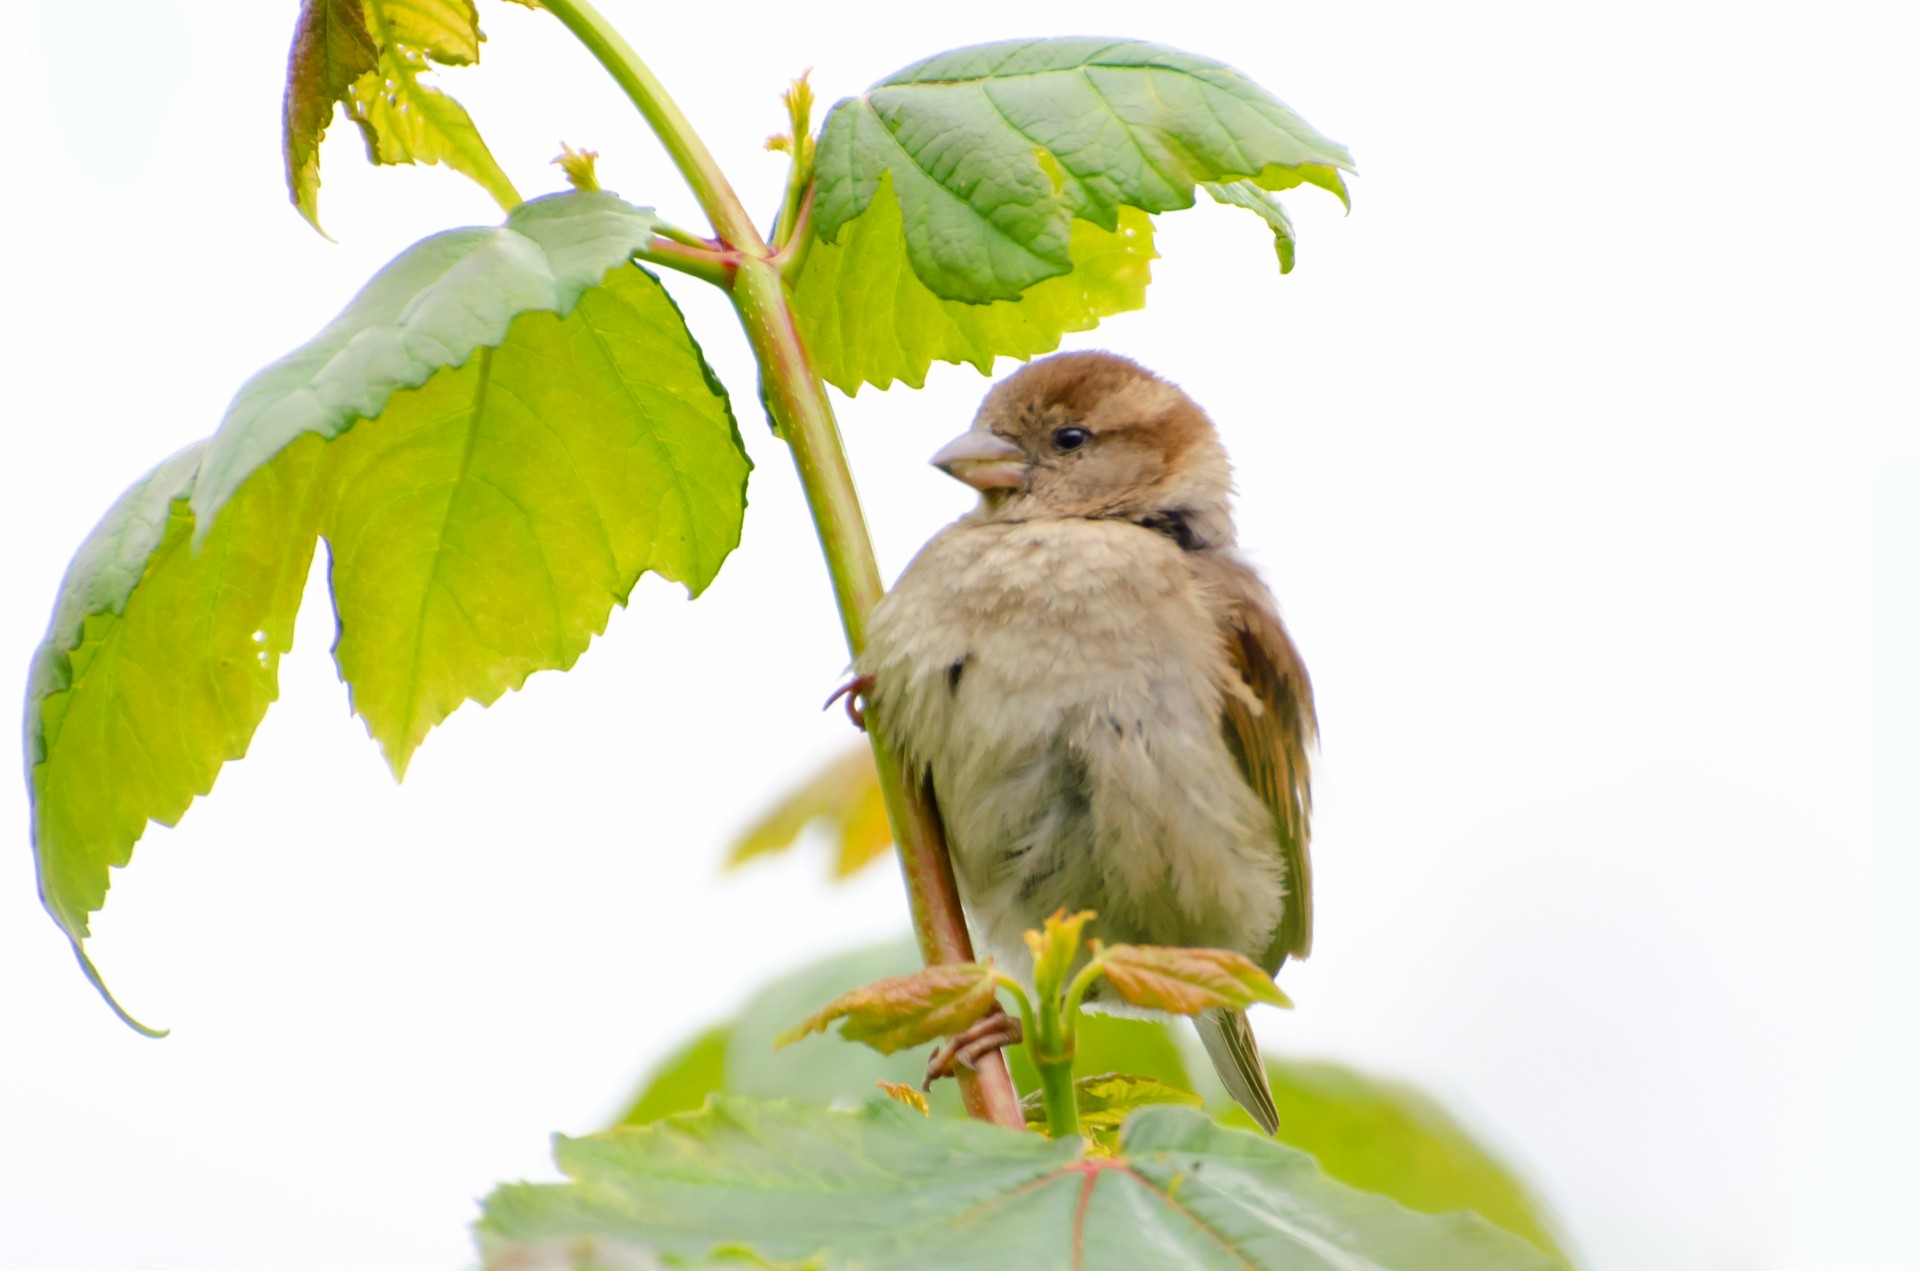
xmin=2 ymin=1 xmax=1915 ymax=1267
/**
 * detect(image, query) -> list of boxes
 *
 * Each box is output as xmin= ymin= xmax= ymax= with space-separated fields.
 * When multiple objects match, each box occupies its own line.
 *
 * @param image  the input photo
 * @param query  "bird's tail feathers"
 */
xmin=1195 ymin=1007 xmax=1279 ymax=1135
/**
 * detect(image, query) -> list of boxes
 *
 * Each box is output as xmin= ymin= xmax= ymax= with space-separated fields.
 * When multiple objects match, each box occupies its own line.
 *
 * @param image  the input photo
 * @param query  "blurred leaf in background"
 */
xmin=726 ymin=746 xmax=893 ymax=879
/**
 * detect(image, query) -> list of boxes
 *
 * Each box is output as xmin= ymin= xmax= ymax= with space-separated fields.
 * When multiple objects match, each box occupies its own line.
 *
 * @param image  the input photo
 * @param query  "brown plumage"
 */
xmin=858 ymin=351 xmax=1316 ymax=1132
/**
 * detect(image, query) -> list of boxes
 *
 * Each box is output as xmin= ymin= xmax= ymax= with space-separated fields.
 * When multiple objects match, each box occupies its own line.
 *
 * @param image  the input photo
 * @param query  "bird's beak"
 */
xmin=931 ymin=429 xmax=1028 ymax=491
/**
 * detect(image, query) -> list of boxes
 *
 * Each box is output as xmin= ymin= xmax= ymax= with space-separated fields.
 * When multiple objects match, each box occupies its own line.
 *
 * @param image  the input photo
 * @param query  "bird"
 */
xmin=854 ymin=350 xmax=1316 ymax=1133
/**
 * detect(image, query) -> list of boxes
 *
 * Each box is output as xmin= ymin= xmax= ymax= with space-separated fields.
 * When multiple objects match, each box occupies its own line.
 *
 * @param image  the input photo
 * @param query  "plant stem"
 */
xmin=1036 ymin=1056 xmax=1079 ymax=1140
xmin=540 ymin=0 xmax=1023 ymax=1129
xmin=733 ymin=260 xmax=1024 ymax=1130
xmin=1025 ymin=988 xmax=1078 ymax=1139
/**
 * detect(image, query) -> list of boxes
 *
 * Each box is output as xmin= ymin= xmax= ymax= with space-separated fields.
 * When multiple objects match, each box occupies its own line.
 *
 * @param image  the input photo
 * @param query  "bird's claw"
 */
xmin=824 ymin=674 xmax=874 ymax=731
xmin=923 ymin=1009 xmax=1023 ymax=1090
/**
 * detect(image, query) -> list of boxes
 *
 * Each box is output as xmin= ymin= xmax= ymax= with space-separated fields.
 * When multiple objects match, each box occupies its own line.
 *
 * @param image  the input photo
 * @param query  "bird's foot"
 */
xmin=824 ymin=674 xmax=874 ymax=731
xmin=923 ymin=1009 xmax=1023 ymax=1090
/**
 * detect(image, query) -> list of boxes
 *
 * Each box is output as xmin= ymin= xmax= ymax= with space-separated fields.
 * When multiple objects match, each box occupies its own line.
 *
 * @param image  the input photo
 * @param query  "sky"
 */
xmin=2 ymin=1 xmax=1915 ymax=1268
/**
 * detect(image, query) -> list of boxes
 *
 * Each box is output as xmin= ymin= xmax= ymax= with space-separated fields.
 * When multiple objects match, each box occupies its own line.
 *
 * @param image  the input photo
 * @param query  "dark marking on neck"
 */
xmin=1133 ymin=508 xmax=1207 ymax=551
xmin=946 ymin=655 xmax=970 ymax=694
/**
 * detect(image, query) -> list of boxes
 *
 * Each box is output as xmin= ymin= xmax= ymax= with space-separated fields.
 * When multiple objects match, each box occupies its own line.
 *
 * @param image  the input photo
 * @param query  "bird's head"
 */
xmin=930 ymin=351 xmax=1235 ymax=548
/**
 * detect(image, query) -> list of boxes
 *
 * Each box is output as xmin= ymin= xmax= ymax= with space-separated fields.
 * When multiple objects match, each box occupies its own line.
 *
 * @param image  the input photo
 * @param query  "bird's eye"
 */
xmin=1051 ymin=426 xmax=1092 ymax=452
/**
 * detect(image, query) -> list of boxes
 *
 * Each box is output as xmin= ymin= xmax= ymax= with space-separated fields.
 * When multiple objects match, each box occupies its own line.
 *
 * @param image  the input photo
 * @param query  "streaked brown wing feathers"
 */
xmin=1199 ymin=553 xmax=1317 ymax=968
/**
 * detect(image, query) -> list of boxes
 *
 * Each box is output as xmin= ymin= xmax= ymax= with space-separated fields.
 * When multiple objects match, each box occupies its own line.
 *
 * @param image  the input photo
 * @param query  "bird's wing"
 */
xmin=1194 ymin=551 xmax=1318 ymax=968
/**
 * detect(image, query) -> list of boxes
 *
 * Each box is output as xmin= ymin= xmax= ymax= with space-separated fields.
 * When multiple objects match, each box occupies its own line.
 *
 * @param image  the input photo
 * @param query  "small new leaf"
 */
xmin=1023 ymin=909 xmax=1096 ymax=1005
xmin=284 ymin=0 xmax=379 ymax=232
xmin=285 ymin=0 xmax=516 ymax=225
xmin=877 ymin=1082 xmax=930 ymax=1115
xmin=777 ymin=962 xmax=999 ymax=1055
xmin=553 ymin=143 xmax=600 ymax=191
xmin=1095 ymin=943 xmax=1293 ymax=1016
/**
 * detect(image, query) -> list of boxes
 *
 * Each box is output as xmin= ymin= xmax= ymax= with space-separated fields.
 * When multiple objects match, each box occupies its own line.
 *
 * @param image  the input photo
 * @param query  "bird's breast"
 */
xmin=861 ymin=520 xmax=1282 ymax=974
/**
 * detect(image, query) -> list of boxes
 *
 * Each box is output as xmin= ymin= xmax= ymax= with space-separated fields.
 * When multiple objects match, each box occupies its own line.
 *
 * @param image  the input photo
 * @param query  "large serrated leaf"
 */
xmin=615 ymin=939 xmax=1573 ymax=1264
xmin=793 ymin=171 xmax=1156 ymax=394
xmin=479 ymin=1099 xmax=1559 ymax=1270
xmin=28 ymin=224 xmax=747 ymax=1018
xmin=812 ymin=38 xmax=1353 ymax=305
xmin=325 ymin=263 xmax=749 ymax=775
xmin=191 ymin=191 xmax=661 ymax=534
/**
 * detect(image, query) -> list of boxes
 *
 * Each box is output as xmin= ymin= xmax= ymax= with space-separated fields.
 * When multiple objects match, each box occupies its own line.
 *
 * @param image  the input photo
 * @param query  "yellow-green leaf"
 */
xmin=777 ymin=962 xmax=998 ymax=1055
xmin=1021 ymin=1072 xmax=1202 ymax=1140
xmin=877 ymin=1081 xmax=931 ymax=1115
xmin=325 ymin=264 xmax=748 ymax=776
xmin=726 ymin=745 xmax=893 ymax=879
xmin=193 ymin=191 xmax=665 ymax=538
xmin=26 ymin=436 xmax=335 ymax=1025
xmin=1022 ymin=909 xmax=1096 ymax=1006
xmin=1096 ymin=943 xmax=1292 ymax=1016
xmin=29 ymin=208 xmax=748 ymax=1019
xmin=372 ymin=0 xmax=483 ymax=65
xmin=347 ymin=40 xmax=518 ymax=212
xmin=793 ymin=170 xmax=1155 ymax=395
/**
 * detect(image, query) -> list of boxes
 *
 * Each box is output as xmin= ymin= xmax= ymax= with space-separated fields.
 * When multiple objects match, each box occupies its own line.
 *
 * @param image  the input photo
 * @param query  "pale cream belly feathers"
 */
xmin=861 ymin=517 xmax=1286 ymax=980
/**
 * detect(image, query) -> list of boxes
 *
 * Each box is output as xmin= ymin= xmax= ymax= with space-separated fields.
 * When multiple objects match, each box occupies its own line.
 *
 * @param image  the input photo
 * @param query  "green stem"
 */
xmin=633 ymin=238 xmax=733 ymax=287
xmin=1036 ymin=1055 xmax=1079 ymax=1140
xmin=540 ymin=0 xmax=1023 ymax=1130
xmin=537 ymin=0 xmax=764 ymax=251
xmin=1062 ymin=955 xmax=1109 ymax=1023
xmin=1026 ymin=986 xmax=1078 ymax=1139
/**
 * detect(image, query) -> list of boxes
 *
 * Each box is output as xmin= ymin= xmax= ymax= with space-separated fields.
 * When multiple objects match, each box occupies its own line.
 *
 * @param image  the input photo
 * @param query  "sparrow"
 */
xmin=856 ymin=351 xmax=1315 ymax=1133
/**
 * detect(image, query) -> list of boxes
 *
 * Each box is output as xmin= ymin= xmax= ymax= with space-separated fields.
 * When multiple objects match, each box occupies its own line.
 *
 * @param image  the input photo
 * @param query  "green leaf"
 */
xmin=283 ymin=0 xmax=379 ymax=232
xmin=812 ymin=37 xmax=1353 ymax=305
xmin=191 ymin=191 xmax=662 ymax=538
xmin=323 ymin=262 xmax=748 ymax=775
xmin=479 ymin=1099 xmax=1558 ymax=1270
xmin=25 ymin=436 xmax=335 ymax=1025
xmin=1205 ymin=179 xmax=1297 ymax=274
xmin=792 ymin=172 xmax=1156 ymax=395
xmin=778 ymin=961 xmax=998 ymax=1055
xmin=610 ymin=944 xmax=1570 ymax=1259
